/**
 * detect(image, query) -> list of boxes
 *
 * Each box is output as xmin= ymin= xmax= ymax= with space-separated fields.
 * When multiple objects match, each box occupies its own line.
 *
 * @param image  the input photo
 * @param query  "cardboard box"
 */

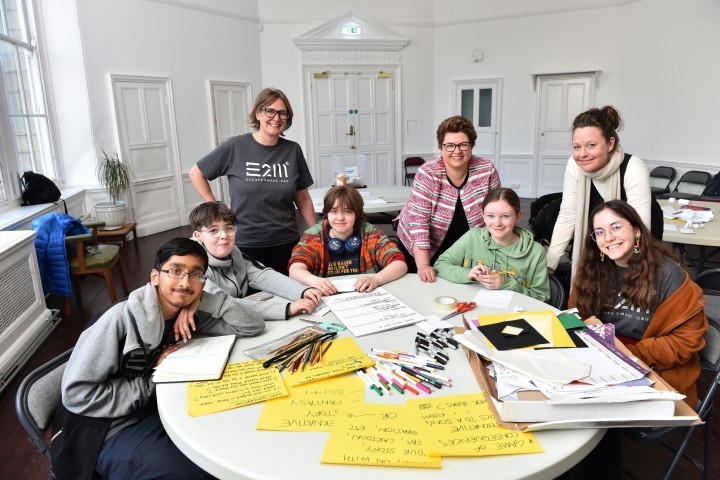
xmin=467 ymin=349 xmax=701 ymax=431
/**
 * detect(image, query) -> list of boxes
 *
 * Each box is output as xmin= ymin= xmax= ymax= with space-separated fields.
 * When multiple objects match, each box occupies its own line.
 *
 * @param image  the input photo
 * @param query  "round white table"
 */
xmin=157 ymin=275 xmax=603 ymax=479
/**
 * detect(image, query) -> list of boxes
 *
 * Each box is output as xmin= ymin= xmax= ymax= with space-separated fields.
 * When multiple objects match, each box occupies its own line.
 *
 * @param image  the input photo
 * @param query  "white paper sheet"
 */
xmin=321 ymin=287 xmax=425 ymax=336
xmin=473 ymin=288 xmax=514 ymax=309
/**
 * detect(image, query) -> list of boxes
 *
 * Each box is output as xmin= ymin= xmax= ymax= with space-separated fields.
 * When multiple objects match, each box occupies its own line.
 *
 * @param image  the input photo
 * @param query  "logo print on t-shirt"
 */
xmin=246 ymin=162 xmax=289 ymax=180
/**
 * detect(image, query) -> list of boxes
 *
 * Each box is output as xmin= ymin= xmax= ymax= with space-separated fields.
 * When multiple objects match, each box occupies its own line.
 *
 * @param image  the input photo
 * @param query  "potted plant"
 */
xmin=94 ymin=149 xmax=130 ymax=230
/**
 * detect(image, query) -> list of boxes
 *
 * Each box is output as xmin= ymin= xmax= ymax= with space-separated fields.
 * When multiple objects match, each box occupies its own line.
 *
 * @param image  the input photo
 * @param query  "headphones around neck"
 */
xmin=327 ymin=231 xmax=361 ymax=254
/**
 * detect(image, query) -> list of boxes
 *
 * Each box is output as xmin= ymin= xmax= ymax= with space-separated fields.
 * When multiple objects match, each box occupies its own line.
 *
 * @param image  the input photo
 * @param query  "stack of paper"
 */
xmin=153 ymin=335 xmax=235 ymax=383
xmin=455 ymin=327 xmax=685 ymax=423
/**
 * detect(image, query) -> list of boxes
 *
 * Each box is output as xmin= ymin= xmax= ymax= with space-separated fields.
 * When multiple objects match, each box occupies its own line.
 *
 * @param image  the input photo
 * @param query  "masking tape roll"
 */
xmin=433 ymin=296 xmax=458 ymax=311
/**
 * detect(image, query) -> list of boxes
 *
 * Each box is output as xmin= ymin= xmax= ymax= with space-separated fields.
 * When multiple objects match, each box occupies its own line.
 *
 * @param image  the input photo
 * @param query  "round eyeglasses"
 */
xmin=260 ymin=107 xmax=289 ymax=120
xmin=590 ymin=223 xmax=626 ymax=242
xmin=159 ymin=268 xmax=207 ymax=283
xmin=200 ymin=225 xmax=237 ymax=237
xmin=441 ymin=142 xmax=471 ymax=152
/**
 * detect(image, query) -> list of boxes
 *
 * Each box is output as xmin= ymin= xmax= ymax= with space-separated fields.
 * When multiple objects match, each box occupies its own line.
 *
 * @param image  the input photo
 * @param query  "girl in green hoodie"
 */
xmin=435 ymin=188 xmax=550 ymax=301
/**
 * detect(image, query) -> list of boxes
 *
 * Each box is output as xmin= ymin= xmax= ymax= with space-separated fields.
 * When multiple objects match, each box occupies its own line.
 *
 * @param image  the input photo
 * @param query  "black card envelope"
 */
xmin=477 ymin=319 xmax=548 ymax=350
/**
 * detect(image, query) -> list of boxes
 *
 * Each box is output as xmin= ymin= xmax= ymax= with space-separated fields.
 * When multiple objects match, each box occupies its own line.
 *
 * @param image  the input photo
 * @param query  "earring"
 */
xmin=634 ymin=236 xmax=641 ymax=254
xmin=600 ymin=251 xmax=605 ymax=262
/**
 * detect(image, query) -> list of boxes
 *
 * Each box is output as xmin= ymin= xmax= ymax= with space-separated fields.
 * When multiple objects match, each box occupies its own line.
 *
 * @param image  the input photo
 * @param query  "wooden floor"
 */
xmin=0 ymin=222 xmax=717 ymax=480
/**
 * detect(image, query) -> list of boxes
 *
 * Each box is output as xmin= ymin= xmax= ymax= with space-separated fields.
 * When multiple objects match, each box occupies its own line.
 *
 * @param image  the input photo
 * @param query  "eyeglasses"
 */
xmin=590 ymin=223 xmax=626 ymax=242
xmin=200 ymin=225 xmax=237 ymax=237
xmin=441 ymin=142 xmax=471 ymax=152
xmin=260 ymin=107 xmax=289 ymax=120
xmin=159 ymin=268 xmax=207 ymax=283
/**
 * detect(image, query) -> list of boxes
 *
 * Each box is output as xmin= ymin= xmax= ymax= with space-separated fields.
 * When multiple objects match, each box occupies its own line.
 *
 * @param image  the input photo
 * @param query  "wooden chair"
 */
xmin=65 ymin=221 xmax=129 ymax=317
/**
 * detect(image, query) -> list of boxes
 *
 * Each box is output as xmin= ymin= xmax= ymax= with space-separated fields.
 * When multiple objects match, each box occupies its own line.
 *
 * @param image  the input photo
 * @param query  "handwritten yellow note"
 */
xmin=406 ymin=393 xmax=543 ymax=457
xmin=321 ymin=403 xmax=441 ymax=468
xmin=285 ymin=337 xmax=375 ymax=387
xmin=257 ymin=375 xmax=365 ymax=431
xmin=187 ymin=360 xmax=287 ymax=417
xmin=475 ymin=310 xmax=574 ymax=348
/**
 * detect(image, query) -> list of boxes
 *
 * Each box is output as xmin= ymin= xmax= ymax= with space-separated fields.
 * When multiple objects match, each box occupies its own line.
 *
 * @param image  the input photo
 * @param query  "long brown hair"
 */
xmin=573 ymin=200 xmax=678 ymax=318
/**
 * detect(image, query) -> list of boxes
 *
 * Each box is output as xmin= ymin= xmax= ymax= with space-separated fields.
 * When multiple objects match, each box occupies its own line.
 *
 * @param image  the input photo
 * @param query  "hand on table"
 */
xmin=288 ymin=298 xmax=320 ymax=317
xmin=417 ymin=265 xmax=437 ymax=283
xmin=309 ymin=277 xmax=337 ymax=296
xmin=301 ymin=288 xmax=323 ymax=304
xmin=154 ymin=344 xmax=182 ymax=367
xmin=354 ymin=275 xmax=380 ymax=292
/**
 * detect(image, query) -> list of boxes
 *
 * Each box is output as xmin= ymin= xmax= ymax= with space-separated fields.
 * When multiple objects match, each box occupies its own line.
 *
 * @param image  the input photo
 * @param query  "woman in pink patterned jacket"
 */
xmin=396 ymin=116 xmax=501 ymax=283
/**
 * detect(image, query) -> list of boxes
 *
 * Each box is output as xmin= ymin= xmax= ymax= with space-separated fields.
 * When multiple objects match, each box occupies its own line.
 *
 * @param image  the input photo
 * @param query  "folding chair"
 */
xmin=649 ymin=166 xmax=676 ymax=198
xmin=15 ymin=349 xmax=73 ymax=460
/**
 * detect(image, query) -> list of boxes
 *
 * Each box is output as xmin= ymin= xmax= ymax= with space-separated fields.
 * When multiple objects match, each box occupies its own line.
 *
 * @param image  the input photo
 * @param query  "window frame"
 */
xmin=0 ymin=0 xmax=62 ymax=208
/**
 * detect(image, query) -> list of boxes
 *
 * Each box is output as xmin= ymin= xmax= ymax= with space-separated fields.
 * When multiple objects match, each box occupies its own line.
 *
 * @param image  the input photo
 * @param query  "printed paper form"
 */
xmin=322 ymin=287 xmax=425 ymax=336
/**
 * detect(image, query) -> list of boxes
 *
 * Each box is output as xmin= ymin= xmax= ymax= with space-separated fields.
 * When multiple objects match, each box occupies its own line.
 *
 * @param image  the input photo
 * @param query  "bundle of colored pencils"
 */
xmin=262 ymin=330 xmax=336 ymax=373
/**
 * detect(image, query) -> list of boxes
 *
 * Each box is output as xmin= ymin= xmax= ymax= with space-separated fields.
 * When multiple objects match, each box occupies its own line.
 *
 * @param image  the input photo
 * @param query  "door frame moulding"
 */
xmin=109 ymin=73 xmax=184 ymax=228
xmin=451 ymin=77 xmax=503 ymax=166
xmin=295 ymin=11 xmax=408 ymax=185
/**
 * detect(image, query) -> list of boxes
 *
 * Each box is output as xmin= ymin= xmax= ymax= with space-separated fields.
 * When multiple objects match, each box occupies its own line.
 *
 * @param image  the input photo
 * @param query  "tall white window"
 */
xmin=0 ymin=0 xmax=58 ymax=204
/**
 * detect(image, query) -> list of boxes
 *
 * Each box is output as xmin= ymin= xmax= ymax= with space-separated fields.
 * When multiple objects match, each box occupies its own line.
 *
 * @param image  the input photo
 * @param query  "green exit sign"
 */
xmin=341 ymin=26 xmax=362 ymax=35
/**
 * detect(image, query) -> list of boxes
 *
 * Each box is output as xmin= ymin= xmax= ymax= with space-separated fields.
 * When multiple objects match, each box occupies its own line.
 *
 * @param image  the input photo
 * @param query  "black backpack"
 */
xmin=702 ymin=171 xmax=720 ymax=198
xmin=20 ymin=171 xmax=61 ymax=206
xmin=529 ymin=192 xmax=563 ymax=246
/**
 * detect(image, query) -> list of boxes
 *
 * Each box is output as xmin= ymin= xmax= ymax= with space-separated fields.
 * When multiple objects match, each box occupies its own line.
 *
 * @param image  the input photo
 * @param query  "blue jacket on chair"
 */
xmin=32 ymin=213 xmax=90 ymax=297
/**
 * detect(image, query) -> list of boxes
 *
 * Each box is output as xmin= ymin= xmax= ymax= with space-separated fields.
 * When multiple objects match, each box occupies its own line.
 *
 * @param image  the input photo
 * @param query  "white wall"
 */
xmin=40 ymin=0 xmax=720 ymax=204
xmin=433 ymin=0 xmax=720 ymax=171
xmin=42 ymin=0 xmax=263 ymax=190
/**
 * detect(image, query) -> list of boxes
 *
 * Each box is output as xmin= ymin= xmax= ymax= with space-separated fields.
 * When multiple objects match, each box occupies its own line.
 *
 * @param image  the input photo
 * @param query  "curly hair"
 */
xmin=436 ymin=115 xmax=477 ymax=147
xmin=248 ymin=87 xmax=294 ymax=133
xmin=573 ymin=200 xmax=678 ymax=318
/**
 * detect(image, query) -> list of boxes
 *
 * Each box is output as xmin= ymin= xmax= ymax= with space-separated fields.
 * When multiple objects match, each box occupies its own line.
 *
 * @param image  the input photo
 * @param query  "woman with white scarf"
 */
xmin=546 ymin=106 xmax=652 ymax=278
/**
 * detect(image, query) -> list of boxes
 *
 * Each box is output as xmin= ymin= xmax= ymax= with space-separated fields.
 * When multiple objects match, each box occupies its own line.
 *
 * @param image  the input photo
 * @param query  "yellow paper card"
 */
xmin=406 ymin=393 xmax=543 ymax=457
xmin=187 ymin=360 xmax=287 ymax=417
xmin=256 ymin=375 xmax=365 ymax=431
xmin=476 ymin=310 xmax=574 ymax=348
xmin=321 ymin=403 xmax=441 ymax=468
xmin=285 ymin=337 xmax=375 ymax=387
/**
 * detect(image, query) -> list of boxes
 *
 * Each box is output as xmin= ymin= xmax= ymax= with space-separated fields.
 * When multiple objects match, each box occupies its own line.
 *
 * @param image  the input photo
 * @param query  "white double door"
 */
xmin=534 ymin=73 xmax=596 ymax=197
xmin=310 ymin=70 xmax=395 ymax=187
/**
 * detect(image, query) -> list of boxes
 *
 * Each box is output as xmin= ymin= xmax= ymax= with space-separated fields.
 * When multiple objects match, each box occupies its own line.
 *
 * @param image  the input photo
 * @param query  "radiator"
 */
xmin=0 ymin=230 xmax=58 ymax=394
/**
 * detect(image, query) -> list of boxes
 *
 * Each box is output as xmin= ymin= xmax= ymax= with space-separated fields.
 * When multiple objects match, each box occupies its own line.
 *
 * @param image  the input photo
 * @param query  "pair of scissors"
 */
xmin=300 ymin=318 xmax=346 ymax=332
xmin=441 ymin=301 xmax=477 ymax=321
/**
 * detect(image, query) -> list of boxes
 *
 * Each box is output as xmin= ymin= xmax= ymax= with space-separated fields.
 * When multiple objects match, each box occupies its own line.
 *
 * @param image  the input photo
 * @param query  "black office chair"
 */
xmin=622 ymin=316 xmax=720 ymax=480
xmin=696 ymin=268 xmax=720 ymax=294
xmin=649 ymin=166 xmax=676 ymax=198
xmin=661 ymin=170 xmax=713 ymax=200
xmin=15 ymin=349 xmax=73 ymax=461
xmin=403 ymin=157 xmax=425 ymax=186
xmin=547 ymin=275 xmax=567 ymax=310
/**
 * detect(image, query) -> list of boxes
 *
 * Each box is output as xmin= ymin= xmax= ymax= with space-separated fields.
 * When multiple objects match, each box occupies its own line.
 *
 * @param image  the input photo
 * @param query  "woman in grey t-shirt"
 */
xmin=189 ymin=88 xmax=316 ymax=275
